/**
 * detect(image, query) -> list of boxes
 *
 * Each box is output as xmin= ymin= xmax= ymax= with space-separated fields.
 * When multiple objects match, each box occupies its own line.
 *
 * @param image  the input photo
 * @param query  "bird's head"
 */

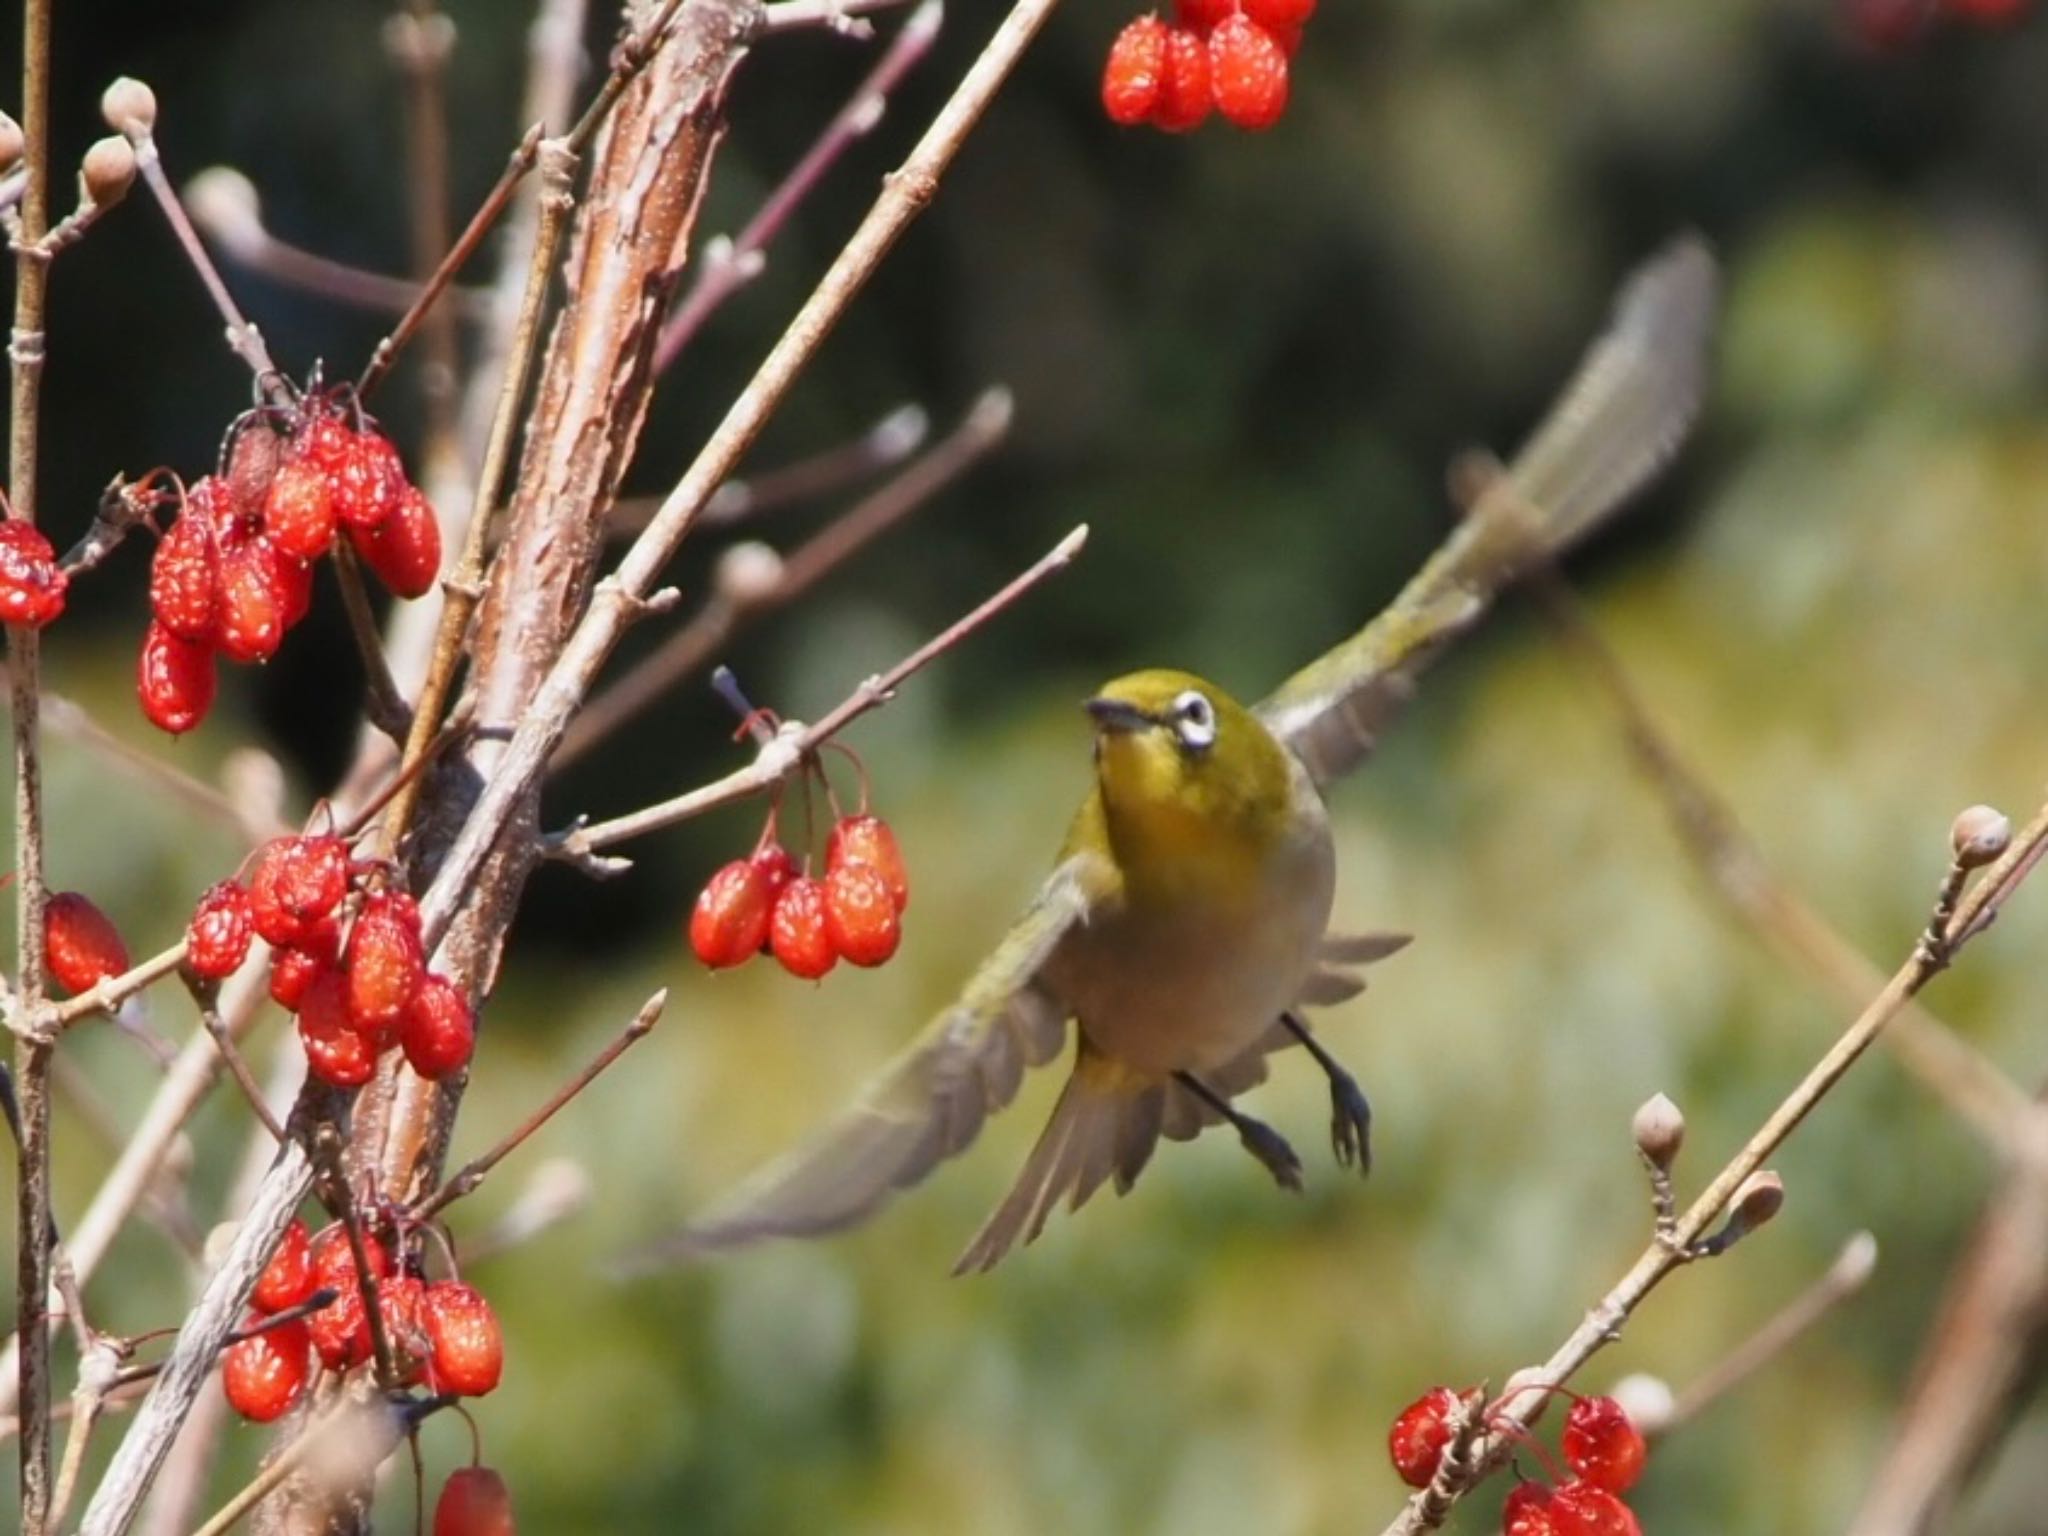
xmin=1082 ymin=670 xmax=1295 ymax=856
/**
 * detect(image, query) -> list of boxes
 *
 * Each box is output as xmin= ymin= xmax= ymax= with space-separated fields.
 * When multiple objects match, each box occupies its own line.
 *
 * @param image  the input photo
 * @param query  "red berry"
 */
xmin=344 ymin=892 xmax=427 ymax=1037
xmin=298 ymin=968 xmax=380 ymax=1088
xmin=148 ymin=514 xmax=220 ymax=641
xmin=1177 ymin=0 xmax=1238 ymax=27
xmin=769 ymin=877 xmax=837 ymax=979
xmin=248 ymin=837 xmax=348 ymax=948
xmin=349 ymin=484 xmax=441 ymax=599
xmin=0 ymin=519 xmax=67 ymax=629
xmin=330 ymin=428 xmax=406 ymax=530
xmin=826 ymin=814 xmax=909 ymax=912
xmin=1209 ymin=15 xmax=1289 ymax=129
xmin=753 ymin=842 xmax=799 ymax=897
xmin=269 ymin=921 xmax=340 ymax=1009
xmin=690 ymin=859 xmax=774 ymax=969
xmin=224 ymin=421 xmax=286 ymax=510
xmin=188 ymin=473 xmax=262 ymax=553
xmin=1561 ymin=1396 xmax=1646 ymax=1494
xmin=43 ymin=891 xmax=130 ymax=995
xmin=253 ymin=1217 xmax=315 ymax=1313
xmin=1268 ymin=19 xmax=1303 ymax=54
xmin=1102 ymin=14 xmax=1168 ymax=125
xmin=221 ymin=1315 xmax=311 ymax=1422
xmin=1388 ymin=1386 xmax=1460 ymax=1489
xmin=137 ymin=620 xmax=217 ymax=734
xmin=1503 ymin=1482 xmax=1556 ymax=1536
xmin=307 ymin=1224 xmax=391 ymax=1368
xmin=401 ymin=972 xmax=476 ymax=1079
xmin=434 ymin=1466 xmax=515 ymax=1536
xmin=262 ymin=457 xmax=338 ymax=561
xmin=1547 ymin=1482 xmax=1641 ymax=1536
xmin=823 ymin=862 xmax=902 ymax=967
xmin=377 ymin=1271 xmax=432 ymax=1385
xmin=1152 ymin=23 xmax=1213 ymax=132
xmin=214 ymin=537 xmax=292 ymax=662
xmin=295 ymin=414 xmax=354 ymax=475
xmin=423 ymin=1280 xmax=504 ymax=1397
xmin=185 ymin=879 xmax=256 ymax=981
xmin=1241 ymin=0 xmax=1313 ymax=29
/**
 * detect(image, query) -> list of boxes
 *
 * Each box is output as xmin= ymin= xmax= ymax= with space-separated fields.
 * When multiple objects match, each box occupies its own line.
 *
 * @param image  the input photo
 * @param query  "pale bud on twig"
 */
xmin=1950 ymin=804 xmax=2011 ymax=869
xmin=1695 ymin=1169 xmax=1787 ymax=1258
xmin=99 ymin=76 xmax=158 ymax=137
xmin=0 ymin=112 xmax=23 ymax=175
xmin=1608 ymin=1372 xmax=1675 ymax=1438
xmin=79 ymin=136 xmax=137 ymax=209
xmin=714 ymin=540 xmax=784 ymax=609
xmin=1632 ymin=1092 xmax=1686 ymax=1171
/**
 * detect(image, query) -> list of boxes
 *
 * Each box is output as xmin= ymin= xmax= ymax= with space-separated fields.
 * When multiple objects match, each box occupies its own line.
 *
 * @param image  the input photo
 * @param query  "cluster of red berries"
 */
xmin=1101 ymin=0 xmax=1309 ymax=135
xmin=141 ymin=392 xmax=441 ymax=735
xmin=0 ymin=517 xmax=68 ymax=628
xmin=691 ymin=812 xmax=909 ymax=978
xmin=435 ymin=1465 xmax=515 ymax=1536
xmin=221 ymin=1216 xmax=504 ymax=1423
xmin=184 ymin=833 xmax=475 ymax=1087
xmin=1846 ymin=0 xmax=2031 ymax=46
xmin=1389 ymin=1387 xmax=1648 ymax=1534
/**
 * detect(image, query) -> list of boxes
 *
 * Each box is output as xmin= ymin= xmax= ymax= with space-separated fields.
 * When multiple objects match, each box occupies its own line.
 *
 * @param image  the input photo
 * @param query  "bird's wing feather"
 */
xmin=620 ymin=852 xmax=1111 ymax=1267
xmin=1256 ymin=236 xmax=1719 ymax=789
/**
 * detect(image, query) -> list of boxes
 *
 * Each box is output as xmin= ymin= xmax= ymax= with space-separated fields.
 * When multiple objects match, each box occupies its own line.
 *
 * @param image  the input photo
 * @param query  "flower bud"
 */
xmin=1729 ymin=1169 xmax=1785 ymax=1233
xmin=715 ymin=540 xmax=783 ymax=609
xmin=0 ymin=113 xmax=23 ymax=175
xmin=1608 ymin=1373 xmax=1675 ymax=1438
xmin=1950 ymin=804 xmax=2011 ymax=869
xmin=1631 ymin=1092 xmax=1686 ymax=1170
xmin=100 ymin=76 xmax=158 ymax=136
xmin=80 ymin=136 xmax=137 ymax=209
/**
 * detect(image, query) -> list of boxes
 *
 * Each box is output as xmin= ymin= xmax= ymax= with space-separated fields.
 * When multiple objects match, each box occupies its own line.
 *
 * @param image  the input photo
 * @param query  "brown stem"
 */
xmin=328 ymin=540 xmax=413 ymax=743
xmin=10 ymin=0 xmax=56 ymax=1524
xmin=185 ymin=980 xmax=284 ymax=1144
xmin=558 ymin=385 xmax=1009 ymax=767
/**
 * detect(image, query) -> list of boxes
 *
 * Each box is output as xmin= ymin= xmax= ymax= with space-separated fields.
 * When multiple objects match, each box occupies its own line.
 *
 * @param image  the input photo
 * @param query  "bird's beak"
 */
xmin=1084 ymin=697 xmax=1154 ymax=735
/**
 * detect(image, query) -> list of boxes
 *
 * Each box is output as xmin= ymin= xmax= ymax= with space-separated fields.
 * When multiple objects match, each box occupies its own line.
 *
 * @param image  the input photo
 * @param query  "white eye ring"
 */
xmin=1172 ymin=690 xmax=1216 ymax=751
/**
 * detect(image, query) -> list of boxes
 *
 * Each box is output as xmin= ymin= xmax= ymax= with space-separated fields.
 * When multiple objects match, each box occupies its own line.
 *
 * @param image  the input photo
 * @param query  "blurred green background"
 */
xmin=9 ymin=0 xmax=2048 ymax=1530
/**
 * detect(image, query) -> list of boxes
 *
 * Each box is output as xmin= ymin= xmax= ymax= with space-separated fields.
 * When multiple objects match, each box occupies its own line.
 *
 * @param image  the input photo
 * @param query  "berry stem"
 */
xmin=180 ymin=978 xmax=285 ymax=1144
xmin=329 ymin=538 xmax=415 ymax=744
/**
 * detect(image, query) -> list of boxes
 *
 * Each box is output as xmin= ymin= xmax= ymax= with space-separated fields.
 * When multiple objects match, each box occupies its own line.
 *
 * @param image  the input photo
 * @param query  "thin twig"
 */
xmin=1377 ymin=794 xmax=2048 ymax=1534
xmin=413 ymin=991 xmax=664 ymax=1222
xmin=549 ymin=523 xmax=1085 ymax=864
xmin=310 ymin=1124 xmax=399 ymax=1391
xmin=559 ymin=385 xmax=1010 ymax=767
xmin=330 ymin=539 xmax=415 ymax=742
xmin=760 ymin=0 xmax=915 ymax=33
xmin=652 ymin=0 xmax=943 ymax=373
xmin=42 ymin=693 xmax=290 ymax=844
xmin=1527 ymin=572 xmax=2031 ymax=1149
xmin=185 ymin=1394 xmax=407 ymax=1536
xmin=418 ymin=0 xmax=1076 ymax=949
xmin=10 ymin=0 xmax=57 ymax=1523
xmin=184 ymin=980 xmax=284 ymax=1143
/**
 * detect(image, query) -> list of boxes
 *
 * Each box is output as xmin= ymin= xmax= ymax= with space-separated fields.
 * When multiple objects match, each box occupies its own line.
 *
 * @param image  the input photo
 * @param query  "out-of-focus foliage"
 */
xmin=6 ymin=0 xmax=2048 ymax=1530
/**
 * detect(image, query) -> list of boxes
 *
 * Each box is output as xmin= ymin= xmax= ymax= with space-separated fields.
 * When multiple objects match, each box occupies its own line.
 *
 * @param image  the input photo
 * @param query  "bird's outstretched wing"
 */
xmin=619 ymin=853 xmax=1111 ymax=1269
xmin=1256 ymin=235 xmax=1720 ymax=789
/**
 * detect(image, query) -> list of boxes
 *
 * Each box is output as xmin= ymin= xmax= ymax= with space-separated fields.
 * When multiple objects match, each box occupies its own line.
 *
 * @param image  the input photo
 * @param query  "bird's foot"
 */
xmin=1328 ymin=1074 xmax=1373 ymax=1177
xmin=1237 ymin=1116 xmax=1305 ymax=1193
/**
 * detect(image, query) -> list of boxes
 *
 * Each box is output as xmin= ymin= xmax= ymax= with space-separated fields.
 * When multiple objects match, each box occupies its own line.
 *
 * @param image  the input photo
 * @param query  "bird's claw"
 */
xmin=1329 ymin=1076 xmax=1373 ymax=1177
xmin=1238 ymin=1119 xmax=1305 ymax=1193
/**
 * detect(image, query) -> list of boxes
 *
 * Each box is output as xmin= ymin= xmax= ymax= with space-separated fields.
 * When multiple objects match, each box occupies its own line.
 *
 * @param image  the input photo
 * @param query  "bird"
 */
xmin=635 ymin=235 xmax=1720 ymax=1274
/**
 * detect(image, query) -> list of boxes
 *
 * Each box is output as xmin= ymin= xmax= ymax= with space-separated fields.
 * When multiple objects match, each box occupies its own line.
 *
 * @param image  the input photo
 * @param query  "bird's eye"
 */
xmin=1172 ymin=690 xmax=1216 ymax=752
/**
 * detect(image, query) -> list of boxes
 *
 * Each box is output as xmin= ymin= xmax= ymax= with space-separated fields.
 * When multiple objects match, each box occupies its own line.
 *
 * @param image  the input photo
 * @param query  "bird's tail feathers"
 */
xmin=953 ymin=1057 xmax=1151 ymax=1275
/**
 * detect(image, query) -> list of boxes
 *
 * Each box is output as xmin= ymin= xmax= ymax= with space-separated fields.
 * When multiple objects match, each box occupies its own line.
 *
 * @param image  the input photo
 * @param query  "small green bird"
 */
xmin=647 ymin=236 xmax=1719 ymax=1273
